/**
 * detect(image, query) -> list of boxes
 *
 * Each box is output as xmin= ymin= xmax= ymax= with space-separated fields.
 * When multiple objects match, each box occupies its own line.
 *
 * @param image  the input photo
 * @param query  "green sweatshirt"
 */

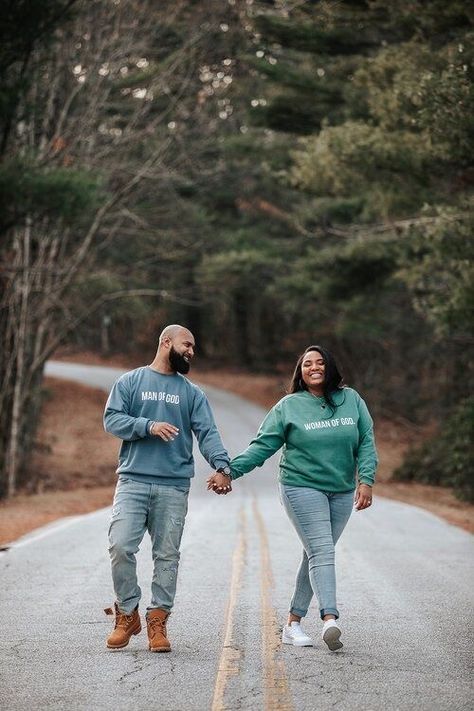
xmin=230 ymin=388 xmax=378 ymax=492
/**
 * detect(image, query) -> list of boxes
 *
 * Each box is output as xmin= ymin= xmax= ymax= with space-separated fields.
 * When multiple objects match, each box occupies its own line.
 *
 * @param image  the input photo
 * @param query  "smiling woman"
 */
xmin=294 ymin=345 xmax=343 ymax=413
xmin=208 ymin=344 xmax=378 ymax=652
xmin=301 ymin=350 xmax=326 ymax=392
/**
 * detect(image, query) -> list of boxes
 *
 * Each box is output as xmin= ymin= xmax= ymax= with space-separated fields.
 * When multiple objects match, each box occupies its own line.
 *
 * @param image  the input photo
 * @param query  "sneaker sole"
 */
xmin=282 ymin=631 xmax=313 ymax=647
xmin=322 ymin=626 xmax=343 ymax=651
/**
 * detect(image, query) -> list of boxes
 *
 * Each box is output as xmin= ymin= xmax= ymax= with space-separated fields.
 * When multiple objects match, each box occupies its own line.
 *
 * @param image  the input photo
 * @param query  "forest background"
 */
xmin=0 ymin=0 xmax=472 ymax=504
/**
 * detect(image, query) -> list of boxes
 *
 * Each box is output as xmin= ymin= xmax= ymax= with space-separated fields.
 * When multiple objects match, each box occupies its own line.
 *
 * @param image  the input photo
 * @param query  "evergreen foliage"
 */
xmin=394 ymin=397 xmax=474 ymax=503
xmin=0 ymin=160 xmax=100 ymax=229
xmin=0 ymin=0 xmax=472 ymax=500
xmin=193 ymin=0 xmax=473 ymax=497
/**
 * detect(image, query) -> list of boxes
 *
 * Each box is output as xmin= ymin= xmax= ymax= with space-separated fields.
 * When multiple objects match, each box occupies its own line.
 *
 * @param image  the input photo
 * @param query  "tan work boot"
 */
xmin=147 ymin=609 xmax=171 ymax=652
xmin=106 ymin=603 xmax=141 ymax=649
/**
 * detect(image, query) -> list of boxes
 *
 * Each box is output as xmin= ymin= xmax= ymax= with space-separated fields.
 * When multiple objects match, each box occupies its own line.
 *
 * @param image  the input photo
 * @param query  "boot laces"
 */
xmin=148 ymin=617 xmax=166 ymax=635
xmin=115 ymin=611 xmax=135 ymax=629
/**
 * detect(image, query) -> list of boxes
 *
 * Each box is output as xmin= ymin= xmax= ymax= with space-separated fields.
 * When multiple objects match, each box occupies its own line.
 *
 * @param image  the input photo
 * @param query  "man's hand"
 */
xmin=354 ymin=483 xmax=373 ymax=510
xmin=150 ymin=422 xmax=179 ymax=441
xmin=206 ymin=472 xmax=232 ymax=495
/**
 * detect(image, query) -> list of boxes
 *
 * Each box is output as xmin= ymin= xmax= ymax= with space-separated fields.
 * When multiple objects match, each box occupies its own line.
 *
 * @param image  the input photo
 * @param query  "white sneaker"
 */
xmin=282 ymin=621 xmax=313 ymax=647
xmin=322 ymin=619 xmax=343 ymax=651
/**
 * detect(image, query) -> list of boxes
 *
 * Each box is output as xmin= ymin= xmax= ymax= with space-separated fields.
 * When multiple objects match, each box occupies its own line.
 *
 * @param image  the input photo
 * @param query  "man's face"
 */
xmin=168 ymin=331 xmax=195 ymax=374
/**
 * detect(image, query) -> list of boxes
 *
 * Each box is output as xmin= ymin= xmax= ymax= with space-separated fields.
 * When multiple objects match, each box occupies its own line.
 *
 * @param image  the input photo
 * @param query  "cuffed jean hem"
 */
xmin=118 ymin=603 xmax=140 ymax=615
xmin=320 ymin=607 xmax=339 ymax=620
xmin=290 ymin=607 xmax=309 ymax=618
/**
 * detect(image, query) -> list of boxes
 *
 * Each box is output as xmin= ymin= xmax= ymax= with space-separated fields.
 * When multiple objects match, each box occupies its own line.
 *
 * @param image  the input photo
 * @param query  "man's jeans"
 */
xmin=279 ymin=484 xmax=353 ymax=620
xmin=108 ymin=476 xmax=189 ymax=614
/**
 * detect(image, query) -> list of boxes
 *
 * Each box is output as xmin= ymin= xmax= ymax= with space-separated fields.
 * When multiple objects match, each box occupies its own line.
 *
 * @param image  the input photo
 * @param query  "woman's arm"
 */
xmin=230 ymin=406 xmax=285 ymax=479
xmin=356 ymin=395 xmax=378 ymax=486
xmin=207 ymin=405 xmax=285 ymax=493
xmin=353 ymin=394 xmax=378 ymax=510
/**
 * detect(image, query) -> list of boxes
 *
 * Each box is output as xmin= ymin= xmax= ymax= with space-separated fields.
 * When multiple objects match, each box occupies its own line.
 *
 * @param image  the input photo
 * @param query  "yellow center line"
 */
xmin=211 ymin=507 xmax=246 ymax=711
xmin=253 ymin=496 xmax=294 ymax=711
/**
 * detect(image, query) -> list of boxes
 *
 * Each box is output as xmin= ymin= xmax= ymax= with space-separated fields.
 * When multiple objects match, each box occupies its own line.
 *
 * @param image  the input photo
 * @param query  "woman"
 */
xmin=207 ymin=345 xmax=377 ymax=651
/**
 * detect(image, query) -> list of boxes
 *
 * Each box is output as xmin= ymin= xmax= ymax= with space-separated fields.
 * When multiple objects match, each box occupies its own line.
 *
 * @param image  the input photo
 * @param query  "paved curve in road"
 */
xmin=0 ymin=361 xmax=472 ymax=711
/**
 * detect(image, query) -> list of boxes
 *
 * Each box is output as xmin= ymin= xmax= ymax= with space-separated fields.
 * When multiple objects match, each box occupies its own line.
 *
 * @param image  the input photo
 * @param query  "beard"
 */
xmin=169 ymin=346 xmax=190 ymax=374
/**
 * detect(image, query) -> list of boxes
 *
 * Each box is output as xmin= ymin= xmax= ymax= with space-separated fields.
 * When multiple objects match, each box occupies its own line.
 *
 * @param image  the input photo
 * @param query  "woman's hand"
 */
xmin=206 ymin=472 xmax=232 ymax=495
xmin=354 ymin=483 xmax=373 ymax=511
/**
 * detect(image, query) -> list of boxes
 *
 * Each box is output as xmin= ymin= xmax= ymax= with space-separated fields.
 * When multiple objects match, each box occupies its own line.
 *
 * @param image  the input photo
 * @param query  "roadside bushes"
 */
xmin=393 ymin=396 xmax=474 ymax=502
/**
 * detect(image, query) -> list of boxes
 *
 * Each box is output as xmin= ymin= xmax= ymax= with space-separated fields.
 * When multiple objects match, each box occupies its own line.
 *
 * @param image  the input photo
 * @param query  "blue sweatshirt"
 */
xmin=103 ymin=367 xmax=229 ymax=489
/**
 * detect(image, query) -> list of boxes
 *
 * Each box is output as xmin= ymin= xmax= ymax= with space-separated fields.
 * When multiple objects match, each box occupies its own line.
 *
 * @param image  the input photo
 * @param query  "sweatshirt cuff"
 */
xmin=136 ymin=417 xmax=152 ymax=438
xmin=229 ymin=465 xmax=244 ymax=480
xmin=358 ymin=474 xmax=375 ymax=486
xmin=213 ymin=459 xmax=230 ymax=472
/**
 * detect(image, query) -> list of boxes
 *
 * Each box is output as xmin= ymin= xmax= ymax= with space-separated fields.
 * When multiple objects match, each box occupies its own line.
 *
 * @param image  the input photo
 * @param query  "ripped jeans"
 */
xmin=108 ymin=476 xmax=189 ymax=614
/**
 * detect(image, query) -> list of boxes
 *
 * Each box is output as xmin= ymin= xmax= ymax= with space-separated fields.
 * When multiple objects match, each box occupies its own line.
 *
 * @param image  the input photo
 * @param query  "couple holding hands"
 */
xmin=103 ymin=325 xmax=377 ymax=654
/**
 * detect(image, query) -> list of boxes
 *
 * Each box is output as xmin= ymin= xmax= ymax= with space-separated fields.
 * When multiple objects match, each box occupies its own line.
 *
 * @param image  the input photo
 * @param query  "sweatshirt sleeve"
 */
xmin=190 ymin=390 xmax=230 ymax=470
xmin=230 ymin=405 xmax=285 ymax=480
xmin=103 ymin=375 xmax=150 ymax=441
xmin=355 ymin=394 xmax=378 ymax=486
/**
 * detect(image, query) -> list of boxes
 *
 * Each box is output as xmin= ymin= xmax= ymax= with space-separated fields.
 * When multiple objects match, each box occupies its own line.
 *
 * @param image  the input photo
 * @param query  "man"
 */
xmin=103 ymin=324 xmax=232 ymax=652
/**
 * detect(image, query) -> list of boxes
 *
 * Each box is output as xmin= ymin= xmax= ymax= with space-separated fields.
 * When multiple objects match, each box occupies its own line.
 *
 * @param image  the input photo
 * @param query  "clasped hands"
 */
xmin=207 ymin=471 xmax=232 ymax=495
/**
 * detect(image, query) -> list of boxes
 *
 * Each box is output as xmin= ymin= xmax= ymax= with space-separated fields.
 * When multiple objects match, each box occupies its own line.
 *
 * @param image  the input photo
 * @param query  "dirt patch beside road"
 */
xmin=0 ymin=486 xmax=114 ymax=548
xmin=0 ymin=363 xmax=472 ymax=547
xmin=0 ymin=377 xmax=117 ymax=547
xmin=32 ymin=378 xmax=118 ymax=491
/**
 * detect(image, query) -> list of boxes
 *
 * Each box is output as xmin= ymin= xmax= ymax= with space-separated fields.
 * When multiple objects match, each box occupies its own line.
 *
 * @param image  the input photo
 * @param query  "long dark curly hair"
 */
xmin=289 ymin=345 xmax=344 ymax=414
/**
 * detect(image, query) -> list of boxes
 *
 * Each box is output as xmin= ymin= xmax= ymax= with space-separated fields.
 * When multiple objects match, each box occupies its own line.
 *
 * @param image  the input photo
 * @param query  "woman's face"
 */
xmin=301 ymin=350 xmax=325 ymax=394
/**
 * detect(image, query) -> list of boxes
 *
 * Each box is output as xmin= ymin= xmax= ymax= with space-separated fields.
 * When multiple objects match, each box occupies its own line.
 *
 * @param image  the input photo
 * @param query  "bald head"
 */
xmin=159 ymin=324 xmax=193 ymax=347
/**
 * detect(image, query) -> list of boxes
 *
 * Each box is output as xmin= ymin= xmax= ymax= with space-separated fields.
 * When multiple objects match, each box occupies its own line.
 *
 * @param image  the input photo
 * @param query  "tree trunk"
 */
xmin=6 ymin=222 xmax=31 ymax=496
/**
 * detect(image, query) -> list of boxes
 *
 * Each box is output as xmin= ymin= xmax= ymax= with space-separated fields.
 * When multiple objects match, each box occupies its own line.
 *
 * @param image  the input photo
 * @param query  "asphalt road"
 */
xmin=0 ymin=361 xmax=472 ymax=711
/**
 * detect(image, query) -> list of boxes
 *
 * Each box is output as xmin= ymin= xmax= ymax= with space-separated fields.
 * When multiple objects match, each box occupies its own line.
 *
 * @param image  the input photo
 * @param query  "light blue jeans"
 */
xmin=108 ymin=476 xmax=189 ymax=614
xmin=279 ymin=484 xmax=354 ymax=620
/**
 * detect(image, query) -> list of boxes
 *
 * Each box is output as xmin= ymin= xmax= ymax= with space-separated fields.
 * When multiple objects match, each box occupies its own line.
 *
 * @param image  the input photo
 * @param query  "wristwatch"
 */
xmin=217 ymin=466 xmax=232 ymax=479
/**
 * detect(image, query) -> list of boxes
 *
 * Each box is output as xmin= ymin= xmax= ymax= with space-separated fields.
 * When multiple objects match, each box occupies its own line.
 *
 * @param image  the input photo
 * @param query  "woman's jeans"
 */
xmin=280 ymin=484 xmax=353 ymax=620
xmin=108 ymin=476 xmax=189 ymax=614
